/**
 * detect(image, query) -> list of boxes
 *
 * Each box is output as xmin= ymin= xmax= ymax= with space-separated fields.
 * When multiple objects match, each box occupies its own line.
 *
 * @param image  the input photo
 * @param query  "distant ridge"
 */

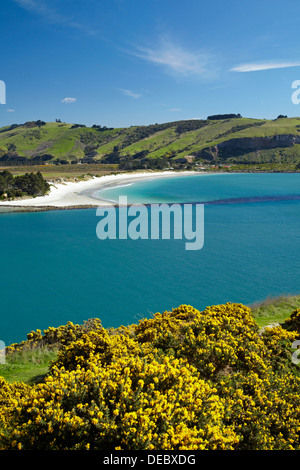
xmin=1 ymin=115 xmax=300 ymax=168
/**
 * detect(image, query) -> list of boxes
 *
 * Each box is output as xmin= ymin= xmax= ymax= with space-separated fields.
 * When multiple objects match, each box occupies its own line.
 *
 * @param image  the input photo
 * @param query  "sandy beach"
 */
xmin=0 ymin=170 xmax=197 ymax=211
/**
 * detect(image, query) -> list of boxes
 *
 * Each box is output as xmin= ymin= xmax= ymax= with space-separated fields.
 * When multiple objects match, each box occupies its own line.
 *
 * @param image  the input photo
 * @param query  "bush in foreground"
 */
xmin=1 ymin=303 xmax=300 ymax=450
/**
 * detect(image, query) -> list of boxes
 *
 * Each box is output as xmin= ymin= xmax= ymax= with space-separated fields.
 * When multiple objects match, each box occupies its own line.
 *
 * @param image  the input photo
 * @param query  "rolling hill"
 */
xmin=1 ymin=115 xmax=300 ymax=169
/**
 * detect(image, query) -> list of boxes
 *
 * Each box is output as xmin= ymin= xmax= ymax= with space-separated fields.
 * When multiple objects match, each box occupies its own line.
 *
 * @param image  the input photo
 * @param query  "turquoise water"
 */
xmin=1 ymin=173 xmax=300 ymax=345
xmin=96 ymin=172 xmax=300 ymax=204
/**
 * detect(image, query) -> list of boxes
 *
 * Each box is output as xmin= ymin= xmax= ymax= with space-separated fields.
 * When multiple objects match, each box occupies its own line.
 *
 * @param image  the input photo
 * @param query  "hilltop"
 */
xmin=1 ymin=114 xmax=300 ymax=171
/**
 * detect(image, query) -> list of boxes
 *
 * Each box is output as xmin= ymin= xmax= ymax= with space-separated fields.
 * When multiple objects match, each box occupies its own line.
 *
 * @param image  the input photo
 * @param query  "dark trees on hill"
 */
xmin=207 ymin=114 xmax=242 ymax=120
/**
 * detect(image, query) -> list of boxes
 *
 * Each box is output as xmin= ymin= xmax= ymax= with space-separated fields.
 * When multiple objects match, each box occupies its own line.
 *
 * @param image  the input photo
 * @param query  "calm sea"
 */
xmin=1 ymin=172 xmax=300 ymax=345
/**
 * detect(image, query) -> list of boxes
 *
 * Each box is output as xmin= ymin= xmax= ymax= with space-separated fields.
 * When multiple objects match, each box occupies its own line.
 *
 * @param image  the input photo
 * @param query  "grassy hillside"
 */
xmin=250 ymin=294 xmax=300 ymax=326
xmin=1 ymin=116 xmax=300 ymax=169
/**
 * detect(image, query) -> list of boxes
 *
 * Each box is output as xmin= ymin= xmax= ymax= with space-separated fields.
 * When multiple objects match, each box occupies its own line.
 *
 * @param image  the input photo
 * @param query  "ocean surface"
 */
xmin=1 ymin=172 xmax=300 ymax=345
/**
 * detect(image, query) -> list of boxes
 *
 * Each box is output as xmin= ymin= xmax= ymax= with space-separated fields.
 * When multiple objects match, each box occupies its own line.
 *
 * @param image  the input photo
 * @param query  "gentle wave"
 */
xmin=100 ymin=183 xmax=134 ymax=192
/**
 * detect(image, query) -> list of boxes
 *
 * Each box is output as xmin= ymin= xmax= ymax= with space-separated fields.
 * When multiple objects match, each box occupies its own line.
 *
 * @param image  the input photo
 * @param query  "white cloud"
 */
xmin=231 ymin=61 xmax=300 ymax=72
xmin=61 ymin=97 xmax=77 ymax=104
xmin=119 ymin=89 xmax=142 ymax=99
xmin=128 ymin=36 xmax=214 ymax=79
xmin=7 ymin=109 xmax=15 ymax=112
xmin=13 ymin=0 xmax=96 ymax=35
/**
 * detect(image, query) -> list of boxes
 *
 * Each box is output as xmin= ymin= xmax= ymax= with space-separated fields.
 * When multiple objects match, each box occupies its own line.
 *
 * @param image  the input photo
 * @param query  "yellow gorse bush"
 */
xmin=1 ymin=302 xmax=300 ymax=450
xmin=0 ymin=355 xmax=238 ymax=450
xmin=6 ymin=318 xmax=104 ymax=355
xmin=135 ymin=303 xmax=269 ymax=378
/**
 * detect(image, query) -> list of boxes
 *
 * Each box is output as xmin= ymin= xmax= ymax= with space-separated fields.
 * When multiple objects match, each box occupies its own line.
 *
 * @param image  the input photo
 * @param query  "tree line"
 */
xmin=0 ymin=170 xmax=50 ymax=199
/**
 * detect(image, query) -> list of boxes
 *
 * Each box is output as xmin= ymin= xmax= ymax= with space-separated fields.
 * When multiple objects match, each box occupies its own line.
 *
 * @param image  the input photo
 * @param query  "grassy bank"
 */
xmin=0 ymin=347 xmax=59 ymax=384
xmin=250 ymin=294 xmax=300 ymax=327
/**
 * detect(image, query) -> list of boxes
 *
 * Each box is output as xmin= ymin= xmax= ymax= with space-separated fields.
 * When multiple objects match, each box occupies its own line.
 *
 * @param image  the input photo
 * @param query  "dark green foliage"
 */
xmin=71 ymin=124 xmax=86 ymax=129
xmin=7 ymin=143 xmax=16 ymax=152
xmin=31 ymin=154 xmax=53 ymax=163
xmin=92 ymin=125 xmax=114 ymax=131
xmin=0 ymin=154 xmax=52 ymax=166
xmin=0 ymin=124 xmax=21 ymax=135
xmin=0 ymin=170 xmax=50 ymax=199
xmin=0 ymin=155 xmax=29 ymax=165
xmin=175 ymin=120 xmax=208 ymax=134
xmin=0 ymin=170 xmax=14 ymax=194
xmin=207 ymin=113 xmax=242 ymax=120
xmin=35 ymin=120 xmax=46 ymax=127
xmin=84 ymin=144 xmax=99 ymax=157
xmin=23 ymin=121 xmax=46 ymax=128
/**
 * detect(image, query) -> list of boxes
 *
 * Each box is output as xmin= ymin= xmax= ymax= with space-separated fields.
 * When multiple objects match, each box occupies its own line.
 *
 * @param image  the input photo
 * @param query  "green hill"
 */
xmin=1 ymin=115 xmax=300 ymax=169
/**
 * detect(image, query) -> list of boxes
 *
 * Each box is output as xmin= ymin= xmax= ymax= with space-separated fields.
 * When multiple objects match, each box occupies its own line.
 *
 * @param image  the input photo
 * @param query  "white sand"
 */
xmin=0 ymin=171 xmax=198 ymax=208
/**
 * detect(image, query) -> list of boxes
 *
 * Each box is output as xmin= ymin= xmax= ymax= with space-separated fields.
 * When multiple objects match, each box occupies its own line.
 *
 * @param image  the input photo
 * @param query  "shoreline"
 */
xmin=0 ymin=170 xmax=199 ymax=213
xmin=1 ymin=169 xmax=299 ymax=214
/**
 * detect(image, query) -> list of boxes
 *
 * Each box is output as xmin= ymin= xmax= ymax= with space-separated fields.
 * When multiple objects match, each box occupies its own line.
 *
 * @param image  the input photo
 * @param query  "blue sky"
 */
xmin=1 ymin=0 xmax=300 ymax=127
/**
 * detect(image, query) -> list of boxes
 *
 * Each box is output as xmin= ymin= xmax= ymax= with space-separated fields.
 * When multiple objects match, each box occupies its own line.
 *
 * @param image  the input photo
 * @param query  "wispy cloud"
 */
xmin=61 ymin=97 xmax=77 ymax=104
xmin=7 ymin=109 xmax=15 ymax=112
xmin=119 ymin=88 xmax=142 ymax=99
xmin=13 ymin=0 xmax=97 ymax=35
xmin=231 ymin=60 xmax=300 ymax=72
xmin=128 ymin=36 xmax=215 ymax=79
